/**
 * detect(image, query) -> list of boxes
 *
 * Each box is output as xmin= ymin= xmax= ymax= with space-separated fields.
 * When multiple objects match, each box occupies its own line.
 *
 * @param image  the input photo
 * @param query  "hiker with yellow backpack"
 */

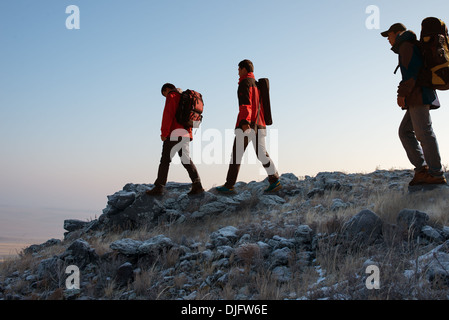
xmin=382 ymin=18 xmax=449 ymax=188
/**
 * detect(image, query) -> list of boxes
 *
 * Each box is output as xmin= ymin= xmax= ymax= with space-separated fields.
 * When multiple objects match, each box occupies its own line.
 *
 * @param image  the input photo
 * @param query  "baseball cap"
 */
xmin=381 ymin=23 xmax=407 ymax=37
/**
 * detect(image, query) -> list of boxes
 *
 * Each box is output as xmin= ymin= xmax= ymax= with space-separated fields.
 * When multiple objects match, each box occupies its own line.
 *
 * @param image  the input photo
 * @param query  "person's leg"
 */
xmin=252 ymin=129 xmax=280 ymax=185
xmin=408 ymin=105 xmax=444 ymax=178
xmin=147 ymin=139 xmax=179 ymax=195
xmin=223 ymin=133 xmax=250 ymax=189
xmin=177 ymin=137 xmax=204 ymax=194
xmin=398 ymin=109 xmax=427 ymax=171
xmin=154 ymin=139 xmax=178 ymax=187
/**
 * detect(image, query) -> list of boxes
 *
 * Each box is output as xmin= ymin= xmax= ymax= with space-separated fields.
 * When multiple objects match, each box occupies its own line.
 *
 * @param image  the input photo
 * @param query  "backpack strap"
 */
xmin=255 ymin=82 xmax=262 ymax=136
xmin=394 ymin=64 xmax=400 ymax=74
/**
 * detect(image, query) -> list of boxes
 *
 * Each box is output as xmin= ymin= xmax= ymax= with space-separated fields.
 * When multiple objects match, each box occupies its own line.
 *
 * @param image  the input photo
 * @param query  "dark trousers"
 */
xmin=225 ymin=129 xmax=279 ymax=188
xmin=154 ymin=137 xmax=201 ymax=187
xmin=398 ymin=105 xmax=443 ymax=176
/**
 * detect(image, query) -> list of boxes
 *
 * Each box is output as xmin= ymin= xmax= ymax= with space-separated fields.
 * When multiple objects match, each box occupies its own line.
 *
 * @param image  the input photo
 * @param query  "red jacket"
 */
xmin=236 ymin=72 xmax=266 ymax=129
xmin=161 ymin=90 xmax=193 ymax=140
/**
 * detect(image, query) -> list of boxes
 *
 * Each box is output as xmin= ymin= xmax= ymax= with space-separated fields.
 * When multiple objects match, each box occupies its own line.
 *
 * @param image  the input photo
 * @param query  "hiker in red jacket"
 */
xmin=146 ymin=83 xmax=204 ymax=196
xmin=216 ymin=60 xmax=281 ymax=193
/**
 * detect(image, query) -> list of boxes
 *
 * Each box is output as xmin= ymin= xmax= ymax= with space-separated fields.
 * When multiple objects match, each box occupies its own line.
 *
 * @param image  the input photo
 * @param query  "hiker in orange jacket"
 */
xmin=217 ymin=60 xmax=281 ymax=193
xmin=146 ymin=83 xmax=204 ymax=196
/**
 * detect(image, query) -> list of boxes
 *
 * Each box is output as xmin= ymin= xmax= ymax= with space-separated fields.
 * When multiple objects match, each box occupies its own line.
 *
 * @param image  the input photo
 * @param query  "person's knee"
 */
xmin=398 ymin=122 xmax=408 ymax=140
xmin=414 ymin=126 xmax=435 ymax=143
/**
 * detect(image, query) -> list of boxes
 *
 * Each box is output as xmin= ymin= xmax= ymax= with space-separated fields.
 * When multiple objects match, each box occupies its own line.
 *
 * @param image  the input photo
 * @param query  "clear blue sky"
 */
xmin=1 ymin=0 xmax=449 ymax=242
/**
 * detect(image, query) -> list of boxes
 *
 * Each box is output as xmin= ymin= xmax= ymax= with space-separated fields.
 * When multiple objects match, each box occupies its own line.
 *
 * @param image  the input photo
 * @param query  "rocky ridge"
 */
xmin=2 ymin=170 xmax=449 ymax=300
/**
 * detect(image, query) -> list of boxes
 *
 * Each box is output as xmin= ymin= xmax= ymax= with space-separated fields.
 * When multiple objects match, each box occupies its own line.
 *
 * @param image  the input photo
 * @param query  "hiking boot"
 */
xmin=409 ymin=166 xmax=429 ymax=186
xmin=146 ymin=185 xmax=164 ymax=196
xmin=264 ymin=180 xmax=282 ymax=193
xmin=188 ymin=182 xmax=204 ymax=195
xmin=421 ymin=172 xmax=447 ymax=185
xmin=216 ymin=185 xmax=236 ymax=194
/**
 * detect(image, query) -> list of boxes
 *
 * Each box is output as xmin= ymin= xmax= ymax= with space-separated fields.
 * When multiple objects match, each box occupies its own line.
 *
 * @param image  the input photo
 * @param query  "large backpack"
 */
xmin=256 ymin=78 xmax=273 ymax=126
xmin=418 ymin=17 xmax=449 ymax=90
xmin=175 ymin=89 xmax=204 ymax=128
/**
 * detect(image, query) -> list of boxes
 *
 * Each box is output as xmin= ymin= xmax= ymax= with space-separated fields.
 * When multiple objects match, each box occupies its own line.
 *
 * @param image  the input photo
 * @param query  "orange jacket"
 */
xmin=236 ymin=72 xmax=266 ymax=129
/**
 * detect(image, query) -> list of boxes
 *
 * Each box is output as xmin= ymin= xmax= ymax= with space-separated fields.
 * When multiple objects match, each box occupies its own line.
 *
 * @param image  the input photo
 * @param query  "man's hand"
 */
xmin=241 ymin=124 xmax=251 ymax=133
xmin=161 ymin=136 xmax=167 ymax=142
xmin=397 ymin=96 xmax=406 ymax=108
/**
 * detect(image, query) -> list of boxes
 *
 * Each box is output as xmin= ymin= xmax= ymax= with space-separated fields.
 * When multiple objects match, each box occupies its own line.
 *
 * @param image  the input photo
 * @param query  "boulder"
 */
xmin=137 ymin=235 xmax=174 ymax=255
xmin=342 ymin=209 xmax=383 ymax=244
xmin=109 ymin=235 xmax=174 ymax=256
xmin=64 ymin=219 xmax=90 ymax=232
xmin=110 ymin=238 xmax=142 ymax=256
xmin=60 ymin=239 xmax=98 ymax=269
xmin=396 ymin=209 xmax=429 ymax=239
xmin=115 ymin=262 xmax=134 ymax=287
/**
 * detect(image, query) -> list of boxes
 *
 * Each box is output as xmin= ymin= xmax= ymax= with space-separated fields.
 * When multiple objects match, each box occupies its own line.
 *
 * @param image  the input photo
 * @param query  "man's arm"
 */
xmin=237 ymin=81 xmax=252 ymax=129
xmin=160 ymin=94 xmax=176 ymax=140
xmin=397 ymin=42 xmax=422 ymax=104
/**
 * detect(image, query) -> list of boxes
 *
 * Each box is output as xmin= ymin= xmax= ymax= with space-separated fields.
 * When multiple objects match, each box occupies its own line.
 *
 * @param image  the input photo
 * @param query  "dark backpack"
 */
xmin=256 ymin=78 xmax=273 ymax=126
xmin=175 ymin=89 xmax=204 ymax=128
xmin=418 ymin=17 xmax=449 ymax=90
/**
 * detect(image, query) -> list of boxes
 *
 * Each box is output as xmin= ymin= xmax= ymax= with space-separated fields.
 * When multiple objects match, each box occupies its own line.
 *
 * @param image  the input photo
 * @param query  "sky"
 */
xmin=1 ymin=0 xmax=449 ymax=245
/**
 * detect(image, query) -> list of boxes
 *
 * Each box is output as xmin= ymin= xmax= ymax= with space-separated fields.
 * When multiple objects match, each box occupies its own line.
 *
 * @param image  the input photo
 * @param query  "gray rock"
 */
xmin=100 ymin=194 xmax=167 ymax=230
xmin=36 ymin=257 xmax=64 ymax=280
xmin=441 ymin=226 xmax=449 ymax=240
xmin=343 ymin=209 xmax=383 ymax=244
xmin=107 ymin=191 xmax=136 ymax=211
xmin=268 ymin=236 xmax=295 ymax=250
xmin=110 ymin=235 xmax=174 ymax=256
xmin=421 ymin=226 xmax=444 ymax=243
xmin=280 ymin=173 xmax=299 ymax=181
xmin=60 ymin=239 xmax=98 ymax=268
xmin=397 ymin=209 xmax=429 ymax=239
xmin=212 ymin=226 xmax=239 ymax=241
xmin=257 ymin=241 xmax=271 ymax=258
xmin=258 ymin=194 xmax=286 ymax=207
xmin=209 ymin=227 xmax=239 ymax=248
xmin=426 ymin=252 xmax=449 ymax=285
xmin=307 ymin=188 xmax=324 ymax=198
xmin=137 ymin=235 xmax=174 ymax=255
xmin=272 ymin=266 xmax=292 ymax=282
xmin=201 ymin=249 xmax=214 ymax=262
xmin=116 ymin=262 xmax=134 ymax=287
xmin=196 ymin=201 xmax=227 ymax=217
xmin=270 ymin=247 xmax=292 ymax=267
xmin=294 ymin=225 xmax=314 ymax=245
xmin=231 ymin=190 xmax=253 ymax=203
xmin=330 ymin=199 xmax=348 ymax=211
xmin=24 ymin=238 xmax=62 ymax=255
xmin=64 ymin=219 xmax=90 ymax=232
xmin=212 ymin=258 xmax=230 ymax=269
xmin=110 ymin=238 xmax=142 ymax=256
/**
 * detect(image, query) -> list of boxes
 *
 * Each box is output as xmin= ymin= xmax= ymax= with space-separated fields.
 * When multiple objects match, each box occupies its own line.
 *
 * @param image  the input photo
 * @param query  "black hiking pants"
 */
xmin=154 ymin=137 xmax=201 ymax=187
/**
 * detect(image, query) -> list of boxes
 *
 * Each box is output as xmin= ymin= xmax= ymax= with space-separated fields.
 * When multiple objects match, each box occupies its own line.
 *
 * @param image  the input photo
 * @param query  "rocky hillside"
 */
xmin=2 ymin=169 xmax=449 ymax=300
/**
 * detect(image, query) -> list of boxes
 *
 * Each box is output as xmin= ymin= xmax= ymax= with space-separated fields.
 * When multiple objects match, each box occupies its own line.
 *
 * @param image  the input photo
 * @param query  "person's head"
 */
xmin=161 ymin=83 xmax=176 ymax=97
xmin=238 ymin=59 xmax=254 ymax=77
xmin=381 ymin=23 xmax=406 ymax=46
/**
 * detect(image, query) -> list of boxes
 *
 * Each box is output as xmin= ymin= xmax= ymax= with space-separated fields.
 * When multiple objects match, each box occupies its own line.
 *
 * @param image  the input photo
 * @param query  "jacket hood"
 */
xmin=391 ymin=30 xmax=417 ymax=54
